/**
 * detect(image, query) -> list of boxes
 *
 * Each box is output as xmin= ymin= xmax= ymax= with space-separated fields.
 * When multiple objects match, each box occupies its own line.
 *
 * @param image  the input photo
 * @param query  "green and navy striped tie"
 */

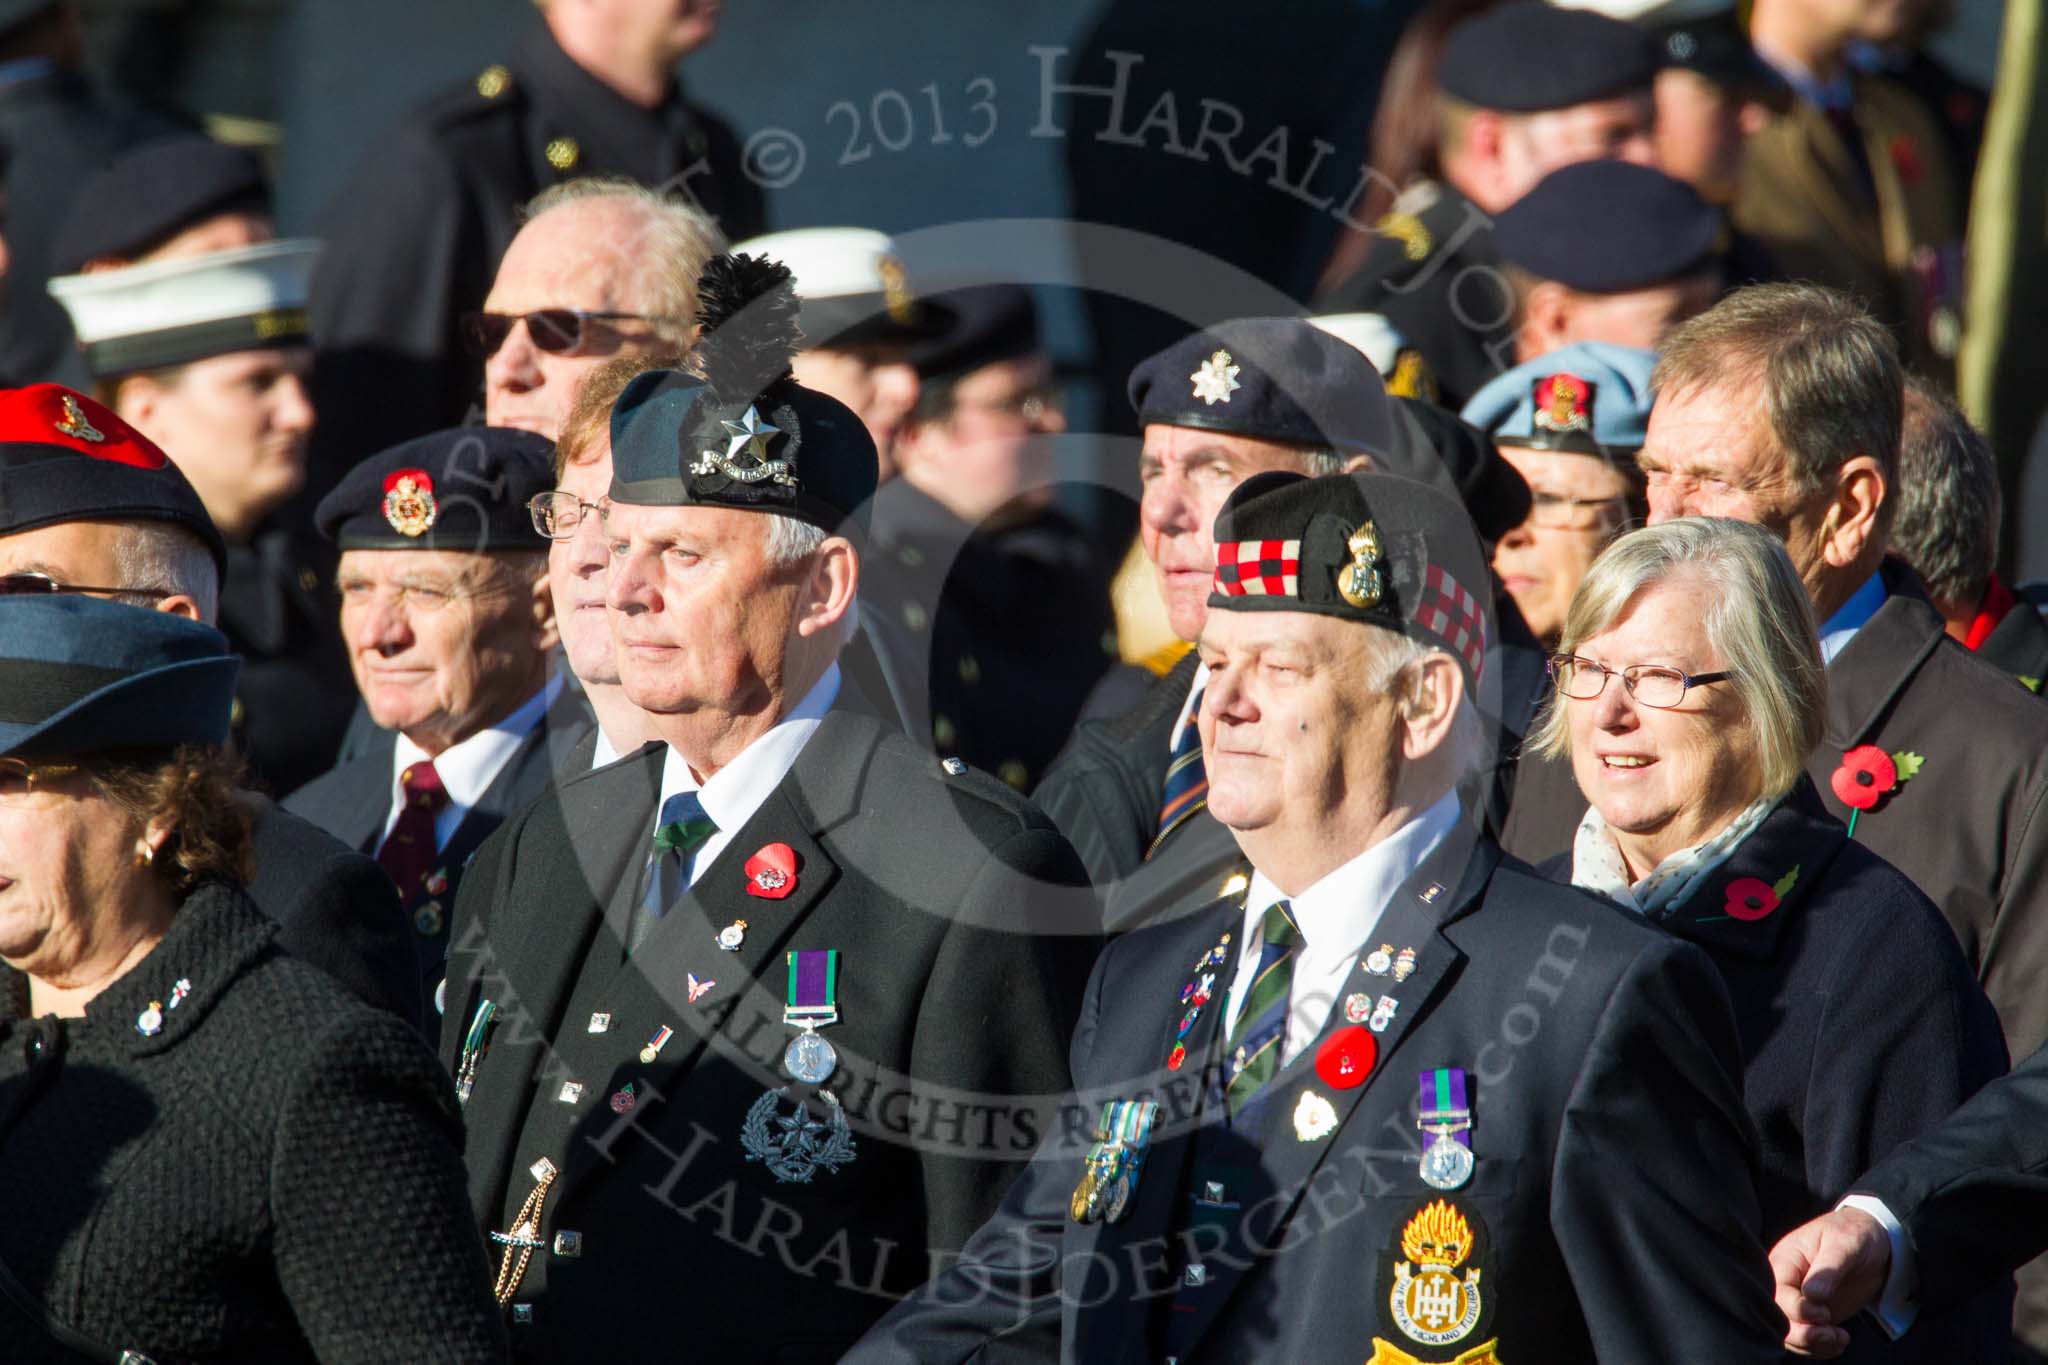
xmin=1224 ymin=900 xmax=1300 ymax=1117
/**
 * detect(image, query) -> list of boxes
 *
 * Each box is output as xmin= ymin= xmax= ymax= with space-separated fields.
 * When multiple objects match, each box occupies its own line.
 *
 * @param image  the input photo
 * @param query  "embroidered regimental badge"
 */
xmin=1374 ymin=1198 xmax=1499 ymax=1361
xmin=382 ymin=470 xmax=437 ymax=537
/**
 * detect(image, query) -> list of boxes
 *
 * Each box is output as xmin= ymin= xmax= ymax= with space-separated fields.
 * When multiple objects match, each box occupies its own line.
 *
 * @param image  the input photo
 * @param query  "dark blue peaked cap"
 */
xmin=1438 ymin=2 xmax=1662 ymax=111
xmin=1129 ymin=317 xmax=1395 ymax=458
xmin=0 ymin=595 xmax=241 ymax=757
xmin=1493 ymin=161 xmax=1725 ymax=292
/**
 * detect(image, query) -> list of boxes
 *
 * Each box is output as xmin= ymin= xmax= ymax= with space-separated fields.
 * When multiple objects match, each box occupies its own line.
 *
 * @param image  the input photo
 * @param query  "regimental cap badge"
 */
xmin=1336 ymin=519 xmax=1386 ymax=610
xmin=1532 ymin=373 xmax=1594 ymax=436
xmin=54 ymin=394 xmax=104 ymax=443
xmin=878 ymin=253 xmax=915 ymax=325
xmin=689 ymin=403 xmax=796 ymax=489
xmin=382 ymin=469 xmax=438 ymax=537
xmin=1190 ymin=349 xmax=1242 ymax=406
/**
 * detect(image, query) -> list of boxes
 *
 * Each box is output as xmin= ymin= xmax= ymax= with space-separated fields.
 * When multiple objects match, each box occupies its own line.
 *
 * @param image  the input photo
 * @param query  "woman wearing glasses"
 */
xmin=1532 ymin=517 xmax=2009 ymax=1360
xmin=1462 ymin=342 xmax=1654 ymax=644
xmin=0 ymin=595 xmax=506 ymax=1362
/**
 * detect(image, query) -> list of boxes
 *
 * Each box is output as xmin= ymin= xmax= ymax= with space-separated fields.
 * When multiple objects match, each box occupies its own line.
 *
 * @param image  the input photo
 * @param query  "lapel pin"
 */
xmin=557 ymin=1082 xmax=584 ymax=1105
xmin=610 ymin=1083 xmax=638 ymax=1114
xmin=1293 ymin=1090 xmax=1339 ymax=1142
xmin=1364 ymin=944 xmax=1394 ymax=976
xmin=135 ymin=1001 xmax=164 ymax=1037
xmin=425 ymin=867 xmax=450 ymax=897
xmin=745 ymin=843 xmax=798 ymax=899
xmin=587 ymin=1011 xmax=612 ymax=1033
xmin=715 ymin=919 xmax=748 ymax=951
xmin=687 ymin=973 xmax=715 ymax=1003
xmin=1370 ymin=995 xmax=1400 ymax=1032
xmin=1344 ymin=992 xmax=1372 ymax=1024
xmin=168 ymin=978 xmax=192 ymax=1010
xmin=1393 ymin=947 xmax=1417 ymax=982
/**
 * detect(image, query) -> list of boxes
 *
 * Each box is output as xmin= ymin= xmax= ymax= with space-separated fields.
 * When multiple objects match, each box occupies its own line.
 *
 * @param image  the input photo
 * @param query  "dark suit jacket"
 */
xmin=1503 ymin=566 xmax=2048 ymax=1070
xmin=246 ymin=798 xmax=422 ymax=1033
xmin=1541 ymin=778 xmax=2012 ymax=1362
xmin=1982 ymin=588 xmax=2048 ymax=687
xmin=0 ymin=884 xmax=505 ymax=1363
xmin=219 ymin=524 xmax=357 ymax=797
xmin=284 ymin=685 xmax=590 ymax=1019
xmin=1859 ymin=1039 xmax=2048 ymax=1317
xmin=853 ymin=831 xmax=1786 ymax=1364
xmin=440 ymin=699 xmax=1098 ymax=1362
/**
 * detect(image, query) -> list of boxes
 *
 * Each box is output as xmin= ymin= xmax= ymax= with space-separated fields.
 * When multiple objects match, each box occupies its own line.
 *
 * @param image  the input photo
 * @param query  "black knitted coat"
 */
xmin=0 ymin=881 xmax=508 ymax=1363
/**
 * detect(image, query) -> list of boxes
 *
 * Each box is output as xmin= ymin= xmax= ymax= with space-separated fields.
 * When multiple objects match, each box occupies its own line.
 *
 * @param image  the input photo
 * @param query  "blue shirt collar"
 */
xmin=1818 ymin=570 xmax=1887 ymax=665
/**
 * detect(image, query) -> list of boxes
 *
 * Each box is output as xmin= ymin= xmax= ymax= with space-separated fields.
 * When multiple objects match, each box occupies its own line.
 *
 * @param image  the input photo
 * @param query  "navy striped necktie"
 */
xmin=1151 ymin=685 xmax=1207 ymax=854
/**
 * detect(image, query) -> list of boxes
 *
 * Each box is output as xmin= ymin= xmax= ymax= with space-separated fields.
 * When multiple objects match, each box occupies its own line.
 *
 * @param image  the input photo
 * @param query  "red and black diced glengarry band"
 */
xmin=1213 ymin=539 xmax=1301 ymax=598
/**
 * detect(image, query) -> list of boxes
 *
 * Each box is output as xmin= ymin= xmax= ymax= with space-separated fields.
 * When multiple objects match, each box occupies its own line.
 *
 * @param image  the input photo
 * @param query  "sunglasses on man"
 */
xmin=0 ymin=571 xmax=174 ymax=599
xmin=460 ymin=309 xmax=668 ymax=359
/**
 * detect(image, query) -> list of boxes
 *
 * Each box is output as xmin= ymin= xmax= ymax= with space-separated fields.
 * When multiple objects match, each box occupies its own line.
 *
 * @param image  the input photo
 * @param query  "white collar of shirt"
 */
xmin=590 ymin=726 xmax=621 ymax=771
xmin=653 ymin=663 xmax=841 ymax=887
xmin=383 ymin=675 xmax=558 ymax=848
xmin=1222 ymin=789 xmax=1461 ymax=1063
xmin=1168 ymin=662 xmax=1211 ymax=752
xmin=1818 ymin=570 xmax=1887 ymax=666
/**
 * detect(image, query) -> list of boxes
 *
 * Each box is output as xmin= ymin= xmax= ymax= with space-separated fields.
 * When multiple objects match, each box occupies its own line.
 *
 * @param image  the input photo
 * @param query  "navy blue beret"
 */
xmin=1493 ymin=161 xmax=1724 ymax=292
xmin=316 ymin=427 xmax=555 ymax=552
xmin=0 ymin=384 xmax=224 ymax=570
xmin=1208 ymin=470 xmax=1494 ymax=683
xmin=53 ymin=134 xmax=270 ymax=275
xmin=0 ymin=594 xmax=240 ymax=758
xmin=608 ymin=370 xmax=879 ymax=537
xmin=1438 ymin=3 xmax=1662 ymax=111
xmin=1128 ymin=318 xmax=1393 ymax=458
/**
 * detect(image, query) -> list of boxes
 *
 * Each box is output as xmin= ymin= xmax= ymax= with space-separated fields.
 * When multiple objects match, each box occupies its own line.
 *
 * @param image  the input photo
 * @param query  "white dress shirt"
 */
xmin=1220 ymin=790 xmax=1461 ymax=1063
xmin=382 ymin=677 xmax=557 ymax=850
xmin=1167 ymin=662 xmax=1212 ymax=754
xmin=590 ymin=726 xmax=621 ymax=771
xmin=653 ymin=664 xmax=841 ymax=888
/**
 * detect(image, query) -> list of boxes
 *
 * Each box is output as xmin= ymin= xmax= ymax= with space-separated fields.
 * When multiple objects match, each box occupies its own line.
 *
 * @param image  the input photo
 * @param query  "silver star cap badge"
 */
xmin=721 ymin=405 xmax=782 ymax=462
xmin=1190 ymin=350 xmax=1242 ymax=406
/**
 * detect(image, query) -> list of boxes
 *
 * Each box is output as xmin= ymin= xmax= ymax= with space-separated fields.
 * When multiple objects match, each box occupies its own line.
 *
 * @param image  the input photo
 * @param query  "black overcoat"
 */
xmin=1541 ymin=778 xmax=2013 ymax=1362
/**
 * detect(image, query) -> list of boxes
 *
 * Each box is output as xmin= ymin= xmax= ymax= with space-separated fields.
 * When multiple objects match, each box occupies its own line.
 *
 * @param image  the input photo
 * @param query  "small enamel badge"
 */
xmin=687 ymin=973 xmax=715 ymax=1003
xmin=1394 ymin=947 xmax=1418 ymax=982
xmin=1189 ymin=349 xmax=1242 ymax=406
xmin=1293 ymin=1090 xmax=1339 ymax=1143
xmin=715 ymin=919 xmax=748 ymax=951
xmin=744 ymin=843 xmax=798 ymax=899
xmin=1344 ymin=992 xmax=1372 ymax=1024
xmin=424 ymin=867 xmax=450 ymax=897
xmin=135 ymin=1001 xmax=164 ymax=1036
xmin=1364 ymin=943 xmax=1394 ymax=976
xmin=381 ymin=469 xmax=438 ymax=537
xmin=168 ymin=978 xmax=192 ymax=1010
xmin=610 ymin=1083 xmax=637 ymax=1114
xmin=1370 ymin=995 xmax=1400 ymax=1033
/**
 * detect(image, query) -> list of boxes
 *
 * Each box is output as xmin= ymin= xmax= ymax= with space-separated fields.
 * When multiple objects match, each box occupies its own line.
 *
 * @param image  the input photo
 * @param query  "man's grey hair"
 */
xmin=763 ymin=514 xmax=861 ymax=648
xmin=1532 ymin=517 xmax=1827 ymax=801
xmin=110 ymin=520 xmax=220 ymax=622
xmin=521 ymin=177 xmax=725 ymax=350
xmin=1890 ymin=375 xmax=1999 ymax=610
xmin=1651 ymin=283 xmax=1903 ymax=538
xmin=1360 ymin=626 xmax=1487 ymax=780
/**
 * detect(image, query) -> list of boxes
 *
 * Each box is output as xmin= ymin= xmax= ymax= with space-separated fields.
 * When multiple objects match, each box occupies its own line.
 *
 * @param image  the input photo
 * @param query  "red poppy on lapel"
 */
xmin=744 ymin=843 xmax=799 ymax=899
xmin=1831 ymin=746 xmax=1922 ymax=813
xmin=1889 ymin=134 xmax=1923 ymax=185
xmin=1723 ymin=877 xmax=1779 ymax=921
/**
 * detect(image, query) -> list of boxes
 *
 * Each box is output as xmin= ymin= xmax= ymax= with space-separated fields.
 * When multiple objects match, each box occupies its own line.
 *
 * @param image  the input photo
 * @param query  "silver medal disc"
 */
xmin=1418 ymin=1132 xmax=1475 ymax=1190
xmin=1102 ymin=1170 xmax=1133 ymax=1223
xmin=784 ymin=1030 xmax=839 ymax=1085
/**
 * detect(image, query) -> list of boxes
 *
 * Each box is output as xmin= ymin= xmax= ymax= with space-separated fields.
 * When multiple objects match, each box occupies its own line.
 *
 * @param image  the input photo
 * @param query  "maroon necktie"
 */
xmin=376 ymin=759 xmax=449 ymax=900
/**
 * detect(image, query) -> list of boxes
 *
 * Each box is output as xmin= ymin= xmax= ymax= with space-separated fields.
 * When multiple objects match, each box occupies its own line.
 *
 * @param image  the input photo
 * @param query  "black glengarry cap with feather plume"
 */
xmin=607 ymin=253 xmax=880 ymax=536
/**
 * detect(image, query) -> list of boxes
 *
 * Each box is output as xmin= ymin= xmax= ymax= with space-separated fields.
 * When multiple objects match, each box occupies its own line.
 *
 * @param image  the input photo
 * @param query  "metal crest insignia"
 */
xmin=55 ymin=394 xmax=104 ymax=443
xmin=741 ymin=1087 xmax=858 ymax=1183
xmin=690 ymin=404 xmax=797 ymax=487
xmin=1338 ymin=520 xmax=1386 ymax=609
xmin=1190 ymin=349 xmax=1242 ymax=406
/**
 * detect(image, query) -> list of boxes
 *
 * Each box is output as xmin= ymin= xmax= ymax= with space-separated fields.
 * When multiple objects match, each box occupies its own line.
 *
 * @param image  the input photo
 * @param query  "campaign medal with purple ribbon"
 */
xmin=1417 ymin=1067 xmax=1475 ymax=1191
xmin=783 ymin=949 xmax=841 ymax=1085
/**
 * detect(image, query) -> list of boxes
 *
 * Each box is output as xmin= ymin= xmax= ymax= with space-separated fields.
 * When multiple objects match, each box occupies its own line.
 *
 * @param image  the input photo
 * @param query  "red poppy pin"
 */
xmin=1889 ymin=134 xmax=1923 ymax=186
xmin=1831 ymin=746 xmax=1923 ymax=833
xmin=744 ymin=843 xmax=798 ymax=899
xmin=1722 ymin=865 xmax=1799 ymax=922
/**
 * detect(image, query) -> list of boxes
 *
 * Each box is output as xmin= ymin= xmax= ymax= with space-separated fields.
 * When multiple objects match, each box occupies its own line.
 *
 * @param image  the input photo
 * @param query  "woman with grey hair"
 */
xmin=1534 ymin=517 xmax=2010 ymax=1361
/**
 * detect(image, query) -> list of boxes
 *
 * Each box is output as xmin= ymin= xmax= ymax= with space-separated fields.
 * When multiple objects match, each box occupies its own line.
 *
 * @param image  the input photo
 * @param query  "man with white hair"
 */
xmin=853 ymin=470 xmax=1784 ymax=1364
xmin=309 ymin=0 xmax=759 ymax=459
xmin=475 ymin=178 xmax=719 ymax=440
xmin=441 ymin=258 xmax=1093 ymax=1355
